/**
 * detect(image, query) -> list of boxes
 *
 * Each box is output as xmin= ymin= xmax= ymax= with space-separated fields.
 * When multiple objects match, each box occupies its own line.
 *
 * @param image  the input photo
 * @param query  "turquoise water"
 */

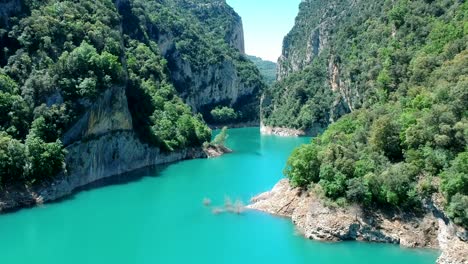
xmin=0 ymin=128 xmax=439 ymax=264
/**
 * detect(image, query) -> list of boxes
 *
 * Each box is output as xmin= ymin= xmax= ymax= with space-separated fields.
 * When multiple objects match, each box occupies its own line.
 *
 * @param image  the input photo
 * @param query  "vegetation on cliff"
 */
xmin=0 ymin=0 xmax=260 ymax=186
xmin=278 ymin=0 xmax=467 ymax=228
xmin=247 ymin=55 xmax=277 ymax=85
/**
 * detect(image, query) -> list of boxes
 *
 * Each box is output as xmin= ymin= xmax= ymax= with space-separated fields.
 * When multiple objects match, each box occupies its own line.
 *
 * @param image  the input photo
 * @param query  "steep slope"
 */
xmin=257 ymin=0 xmax=467 ymax=263
xmin=117 ymin=0 xmax=263 ymax=124
xmin=0 ymin=0 xmax=262 ymax=210
xmin=247 ymin=55 xmax=277 ymax=86
xmin=262 ymin=0 xmax=467 ymax=135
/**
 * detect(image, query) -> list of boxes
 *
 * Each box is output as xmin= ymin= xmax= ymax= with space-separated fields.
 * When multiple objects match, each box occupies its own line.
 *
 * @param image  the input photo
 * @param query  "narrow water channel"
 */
xmin=0 ymin=128 xmax=439 ymax=264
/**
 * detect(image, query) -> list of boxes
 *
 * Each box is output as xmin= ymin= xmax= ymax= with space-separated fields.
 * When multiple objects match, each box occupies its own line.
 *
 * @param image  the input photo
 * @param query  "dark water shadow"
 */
xmin=50 ymin=164 xmax=171 ymax=205
xmin=1 ymin=164 xmax=171 ymax=214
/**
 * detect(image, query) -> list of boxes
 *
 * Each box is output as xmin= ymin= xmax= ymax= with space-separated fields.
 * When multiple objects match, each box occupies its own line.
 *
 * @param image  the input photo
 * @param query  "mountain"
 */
xmin=258 ymin=0 xmax=467 ymax=263
xmin=0 ymin=0 xmax=263 ymax=208
xmin=247 ymin=55 xmax=277 ymax=85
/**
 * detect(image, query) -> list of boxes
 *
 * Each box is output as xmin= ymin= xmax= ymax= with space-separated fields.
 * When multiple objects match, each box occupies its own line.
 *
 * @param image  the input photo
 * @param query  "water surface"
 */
xmin=0 ymin=128 xmax=439 ymax=263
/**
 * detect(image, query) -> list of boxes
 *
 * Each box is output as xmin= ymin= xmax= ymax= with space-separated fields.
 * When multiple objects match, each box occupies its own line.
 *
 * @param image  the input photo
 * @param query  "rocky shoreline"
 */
xmin=248 ymin=179 xmax=468 ymax=264
xmin=209 ymin=120 xmax=260 ymax=130
xmin=260 ymin=124 xmax=307 ymax=137
xmin=204 ymin=144 xmax=233 ymax=158
xmin=0 ymin=141 xmax=207 ymax=213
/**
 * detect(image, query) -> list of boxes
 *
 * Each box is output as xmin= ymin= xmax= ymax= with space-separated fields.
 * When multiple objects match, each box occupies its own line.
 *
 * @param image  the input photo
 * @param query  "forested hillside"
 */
xmin=0 ymin=0 xmax=262 ymax=187
xmin=247 ymin=55 xmax=277 ymax=85
xmin=265 ymin=0 xmax=467 ymax=228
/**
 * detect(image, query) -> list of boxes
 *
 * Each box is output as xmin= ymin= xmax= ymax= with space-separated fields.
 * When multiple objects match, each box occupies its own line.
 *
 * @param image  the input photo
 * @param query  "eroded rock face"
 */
xmin=62 ymin=85 xmax=133 ymax=146
xmin=260 ymin=123 xmax=326 ymax=137
xmin=0 ymin=134 xmax=205 ymax=212
xmin=229 ymin=18 xmax=245 ymax=54
xmin=249 ymin=179 xmax=468 ymax=263
xmin=156 ymin=35 xmax=260 ymax=122
xmin=0 ymin=82 xmax=207 ymax=212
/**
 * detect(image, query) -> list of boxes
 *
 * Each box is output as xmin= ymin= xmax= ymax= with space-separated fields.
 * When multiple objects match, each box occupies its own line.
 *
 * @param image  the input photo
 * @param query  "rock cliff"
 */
xmin=260 ymin=0 xmax=383 ymax=134
xmin=117 ymin=0 xmax=263 ymax=124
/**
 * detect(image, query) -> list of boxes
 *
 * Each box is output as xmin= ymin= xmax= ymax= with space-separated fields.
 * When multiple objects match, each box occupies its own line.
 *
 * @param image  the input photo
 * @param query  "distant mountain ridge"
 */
xmin=247 ymin=55 xmax=277 ymax=85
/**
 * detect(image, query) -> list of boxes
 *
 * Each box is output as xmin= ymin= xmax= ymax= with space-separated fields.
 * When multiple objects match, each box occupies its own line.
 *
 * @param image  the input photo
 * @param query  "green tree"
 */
xmin=0 ymin=133 xmax=26 ymax=185
xmin=212 ymin=127 xmax=229 ymax=147
xmin=370 ymin=115 xmax=403 ymax=161
xmin=210 ymin=106 xmax=238 ymax=124
xmin=25 ymin=135 xmax=65 ymax=182
xmin=284 ymin=142 xmax=321 ymax=187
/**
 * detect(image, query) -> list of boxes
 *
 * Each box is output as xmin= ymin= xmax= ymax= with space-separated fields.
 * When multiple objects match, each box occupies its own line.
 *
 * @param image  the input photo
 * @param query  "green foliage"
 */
xmin=0 ymin=81 xmax=31 ymax=138
xmin=369 ymin=115 xmax=403 ymax=161
xmin=0 ymin=132 xmax=65 ymax=185
xmin=0 ymin=0 xmax=256 ymax=186
xmin=56 ymin=41 xmax=123 ymax=99
xmin=125 ymin=41 xmax=211 ymax=151
xmin=25 ymin=135 xmax=65 ymax=182
xmin=211 ymin=127 xmax=228 ymax=147
xmin=445 ymin=193 xmax=468 ymax=227
xmin=284 ymin=142 xmax=320 ymax=187
xmin=441 ymin=152 xmax=468 ymax=201
xmin=0 ymin=132 xmax=26 ymax=184
xmin=247 ymin=55 xmax=277 ymax=85
xmin=275 ymin=0 xmax=467 ymax=227
xmin=210 ymin=106 xmax=238 ymax=124
xmin=262 ymin=58 xmax=334 ymax=130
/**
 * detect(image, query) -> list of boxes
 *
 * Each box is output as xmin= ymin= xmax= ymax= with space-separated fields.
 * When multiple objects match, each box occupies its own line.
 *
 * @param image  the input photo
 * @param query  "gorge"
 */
xmin=0 ymin=0 xmax=467 ymax=263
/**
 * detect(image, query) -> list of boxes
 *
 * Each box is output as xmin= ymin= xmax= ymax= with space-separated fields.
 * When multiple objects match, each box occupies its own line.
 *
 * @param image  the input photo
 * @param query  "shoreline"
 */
xmin=260 ymin=124 xmax=307 ymax=137
xmin=248 ymin=179 xmax=468 ymax=264
xmin=209 ymin=120 xmax=260 ymax=130
xmin=0 ymin=141 xmax=207 ymax=214
xmin=0 ymin=125 xmax=247 ymax=214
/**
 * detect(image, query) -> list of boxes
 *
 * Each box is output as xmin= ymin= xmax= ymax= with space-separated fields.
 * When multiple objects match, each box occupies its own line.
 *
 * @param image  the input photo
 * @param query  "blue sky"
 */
xmin=226 ymin=0 xmax=302 ymax=62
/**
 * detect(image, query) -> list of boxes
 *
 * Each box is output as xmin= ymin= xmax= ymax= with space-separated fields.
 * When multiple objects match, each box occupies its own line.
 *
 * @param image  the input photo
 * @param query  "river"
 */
xmin=0 ymin=128 xmax=439 ymax=263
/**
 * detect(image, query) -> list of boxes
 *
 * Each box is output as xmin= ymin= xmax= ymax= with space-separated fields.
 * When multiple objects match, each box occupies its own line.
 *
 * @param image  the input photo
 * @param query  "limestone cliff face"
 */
xmin=277 ymin=0 xmax=354 ymax=80
xmin=116 ymin=0 xmax=261 ymax=124
xmin=159 ymin=38 xmax=259 ymax=118
xmin=61 ymin=84 xmax=205 ymax=195
xmin=228 ymin=16 xmax=245 ymax=54
xmin=0 ymin=83 xmax=206 ymax=212
xmin=173 ymin=0 xmax=245 ymax=54
xmin=262 ymin=0 xmax=370 ymax=134
xmin=277 ymin=0 xmax=359 ymax=114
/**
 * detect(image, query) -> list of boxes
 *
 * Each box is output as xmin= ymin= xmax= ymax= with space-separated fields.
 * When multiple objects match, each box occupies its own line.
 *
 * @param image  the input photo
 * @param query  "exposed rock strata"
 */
xmin=260 ymin=125 xmax=307 ymax=137
xmin=248 ymin=179 xmax=468 ymax=264
xmin=158 ymin=38 xmax=260 ymax=120
xmin=0 ymin=134 xmax=205 ymax=212
xmin=203 ymin=144 xmax=232 ymax=158
xmin=260 ymin=123 xmax=325 ymax=137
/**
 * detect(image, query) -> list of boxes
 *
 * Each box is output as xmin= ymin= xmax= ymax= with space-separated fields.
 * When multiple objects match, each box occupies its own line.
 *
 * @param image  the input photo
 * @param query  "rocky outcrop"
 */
xmin=260 ymin=124 xmax=307 ymax=137
xmin=277 ymin=0 xmax=356 ymax=80
xmin=203 ymin=144 xmax=232 ymax=158
xmin=157 ymin=37 xmax=261 ymax=123
xmin=266 ymin=0 xmax=378 ymax=133
xmin=228 ymin=17 xmax=245 ymax=54
xmin=260 ymin=123 xmax=327 ymax=137
xmin=249 ymin=179 xmax=468 ymax=264
xmin=62 ymin=85 xmax=133 ymax=146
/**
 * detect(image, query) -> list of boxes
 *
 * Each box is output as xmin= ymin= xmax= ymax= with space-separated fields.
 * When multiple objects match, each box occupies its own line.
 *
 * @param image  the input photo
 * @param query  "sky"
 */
xmin=226 ymin=0 xmax=302 ymax=62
